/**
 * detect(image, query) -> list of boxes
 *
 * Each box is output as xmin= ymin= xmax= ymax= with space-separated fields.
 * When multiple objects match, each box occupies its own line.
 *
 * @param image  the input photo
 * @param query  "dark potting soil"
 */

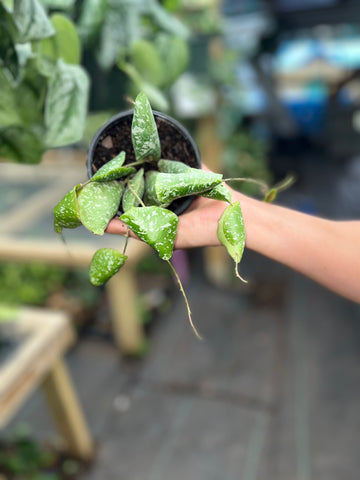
xmin=90 ymin=114 xmax=200 ymax=214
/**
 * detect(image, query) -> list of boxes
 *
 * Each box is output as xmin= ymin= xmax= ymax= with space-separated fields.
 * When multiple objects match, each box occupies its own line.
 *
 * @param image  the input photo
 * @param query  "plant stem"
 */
xmin=223 ymin=177 xmax=269 ymax=194
xmin=123 ymin=228 xmax=130 ymax=256
xmin=125 ymin=159 xmax=150 ymax=169
xmin=127 ymin=183 xmax=146 ymax=208
xmin=166 ymin=260 xmax=202 ymax=340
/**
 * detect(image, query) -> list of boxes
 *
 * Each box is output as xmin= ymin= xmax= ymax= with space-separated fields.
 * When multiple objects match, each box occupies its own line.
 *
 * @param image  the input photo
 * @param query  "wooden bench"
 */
xmin=0 ymin=307 xmax=94 ymax=460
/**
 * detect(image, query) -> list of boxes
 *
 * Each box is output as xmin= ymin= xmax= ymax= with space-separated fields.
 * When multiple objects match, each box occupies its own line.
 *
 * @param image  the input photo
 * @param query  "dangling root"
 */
xmin=123 ymin=227 xmax=130 ymax=256
xmin=167 ymin=260 xmax=203 ymax=340
xmin=235 ymin=261 xmax=248 ymax=284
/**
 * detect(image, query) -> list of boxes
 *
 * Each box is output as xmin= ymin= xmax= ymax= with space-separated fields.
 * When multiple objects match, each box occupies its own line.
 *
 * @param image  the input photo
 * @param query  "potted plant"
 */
xmin=53 ymin=92 xmax=289 ymax=338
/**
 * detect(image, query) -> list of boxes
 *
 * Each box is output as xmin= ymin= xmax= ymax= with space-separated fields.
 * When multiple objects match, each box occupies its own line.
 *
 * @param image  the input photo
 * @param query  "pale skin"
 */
xmin=106 ymin=167 xmax=360 ymax=304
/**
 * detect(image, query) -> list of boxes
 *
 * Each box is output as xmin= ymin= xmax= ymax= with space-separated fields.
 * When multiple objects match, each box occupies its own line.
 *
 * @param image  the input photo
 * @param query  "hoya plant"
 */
xmin=53 ymin=92 xmax=290 ymax=338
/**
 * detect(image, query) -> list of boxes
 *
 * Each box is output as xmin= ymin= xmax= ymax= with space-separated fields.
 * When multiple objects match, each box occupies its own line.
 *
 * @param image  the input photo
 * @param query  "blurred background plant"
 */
xmin=0 ymin=261 xmax=101 ymax=327
xmin=0 ymin=423 xmax=87 ymax=479
xmin=0 ymin=0 xmax=89 ymax=164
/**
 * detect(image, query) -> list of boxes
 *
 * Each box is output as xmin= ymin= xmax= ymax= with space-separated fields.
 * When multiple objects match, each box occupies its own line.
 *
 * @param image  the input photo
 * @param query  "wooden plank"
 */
xmin=0 ymin=182 xmax=80 ymax=235
xmin=0 ymin=308 xmax=74 ymax=426
xmin=0 ymin=235 xmax=149 ymax=268
xmin=106 ymin=269 xmax=147 ymax=355
xmin=42 ymin=359 xmax=94 ymax=460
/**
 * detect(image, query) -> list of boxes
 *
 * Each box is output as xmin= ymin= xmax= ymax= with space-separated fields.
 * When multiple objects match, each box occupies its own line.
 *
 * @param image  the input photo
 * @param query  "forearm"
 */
xmin=238 ymin=192 xmax=360 ymax=303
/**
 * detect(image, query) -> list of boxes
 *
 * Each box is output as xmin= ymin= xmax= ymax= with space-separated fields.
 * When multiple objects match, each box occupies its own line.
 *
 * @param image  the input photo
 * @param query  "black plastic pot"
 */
xmin=87 ymin=110 xmax=201 ymax=216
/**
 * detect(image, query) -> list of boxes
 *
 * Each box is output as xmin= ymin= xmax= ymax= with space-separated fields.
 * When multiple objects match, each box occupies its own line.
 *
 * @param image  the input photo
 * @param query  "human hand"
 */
xmin=105 ymin=165 xmax=238 ymax=249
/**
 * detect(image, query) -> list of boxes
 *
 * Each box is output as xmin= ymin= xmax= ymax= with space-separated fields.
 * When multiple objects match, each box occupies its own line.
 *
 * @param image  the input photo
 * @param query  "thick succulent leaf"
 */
xmin=53 ymin=185 xmax=82 ymax=233
xmin=77 ymin=181 xmax=123 ymax=235
xmin=89 ymin=248 xmax=127 ymax=286
xmin=144 ymin=170 xmax=222 ymax=206
xmin=120 ymin=206 xmax=178 ymax=260
xmin=45 ymin=59 xmax=89 ymax=148
xmin=91 ymin=152 xmax=135 ymax=182
xmin=132 ymin=91 xmax=161 ymax=162
xmin=158 ymin=159 xmax=189 ymax=173
xmin=201 ymin=183 xmax=232 ymax=203
xmin=217 ymin=201 xmax=246 ymax=277
xmin=143 ymin=171 xmax=162 ymax=206
xmin=122 ymin=168 xmax=145 ymax=212
xmin=158 ymin=160 xmax=231 ymax=203
xmin=13 ymin=0 xmax=55 ymax=42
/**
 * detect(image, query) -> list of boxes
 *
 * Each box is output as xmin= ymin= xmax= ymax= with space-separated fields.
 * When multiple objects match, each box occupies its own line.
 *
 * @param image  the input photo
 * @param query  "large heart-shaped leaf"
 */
xmin=89 ymin=248 xmax=127 ymax=286
xmin=77 ymin=181 xmax=123 ymax=235
xmin=120 ymin=206 xmax=178 ymax=260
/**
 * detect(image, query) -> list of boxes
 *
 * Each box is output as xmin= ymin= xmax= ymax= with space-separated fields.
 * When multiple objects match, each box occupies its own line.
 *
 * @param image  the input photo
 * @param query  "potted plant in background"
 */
xmin=54 ymin=92 xmax=290 ymax=338
xmin=0 ymin=0 xmax=89 ymax=164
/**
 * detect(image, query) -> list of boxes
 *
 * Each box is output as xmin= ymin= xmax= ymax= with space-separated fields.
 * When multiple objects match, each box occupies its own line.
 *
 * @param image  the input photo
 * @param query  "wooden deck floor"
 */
xmin=6 ymin=266 xmax=360 ymax=480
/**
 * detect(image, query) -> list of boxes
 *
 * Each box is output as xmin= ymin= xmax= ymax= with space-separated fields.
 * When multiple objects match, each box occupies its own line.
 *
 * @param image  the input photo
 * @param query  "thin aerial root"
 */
xmin=167 ymin=260 xmax=203 ymax=340
xmin=123 ymin=227 xmax=130 ymax=255
xmin=235 ymin=262 xmax=248 ymax=284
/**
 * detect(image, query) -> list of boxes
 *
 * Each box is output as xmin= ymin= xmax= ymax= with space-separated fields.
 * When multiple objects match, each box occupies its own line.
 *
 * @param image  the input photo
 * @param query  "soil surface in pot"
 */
xmin=90 ymin=114 xmax=200 ymax=214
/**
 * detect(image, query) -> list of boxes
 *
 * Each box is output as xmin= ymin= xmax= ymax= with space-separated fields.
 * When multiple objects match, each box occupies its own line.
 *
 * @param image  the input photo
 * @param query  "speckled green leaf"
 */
xmin=157 ymin=160 xmax=230 ymax=201
xmin=144 ymin=170 xmax=223 ymax=206
xmin=53 ymin=185 xmax=81 ymax=233
xmin=217 ymin=201 xmax=246 ymax=277
xmin=158 ymin=159 xmax=190 ymax=173
xmin=132 ymin=91 xmax=161 ymax=162
xmin=120 ymin=206 xmax=178 ymax=260
xmin=122 ymin=168 xmax=145 ymax=212
xmin=77 ymin=181 xmax=123 ymax=235
xmin=91 ymin=151 xmax=135 ymax=182
xmin=202 ymin=183 xmax=232 ymax=203
xmin=89 ymin=248 xmax=127 ymax=286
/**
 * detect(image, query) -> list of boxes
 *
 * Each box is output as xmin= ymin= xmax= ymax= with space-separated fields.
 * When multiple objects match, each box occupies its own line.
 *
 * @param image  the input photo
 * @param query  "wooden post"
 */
xmin=106 ymin=268 xmax=147 ymax=355
xmin=42 ymin=359 xmax=94 ymax=461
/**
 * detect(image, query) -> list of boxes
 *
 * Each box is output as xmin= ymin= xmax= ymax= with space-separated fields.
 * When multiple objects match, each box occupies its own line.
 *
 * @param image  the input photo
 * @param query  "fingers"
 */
xmin=106 ymin=218 xmax=135 ymax=237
